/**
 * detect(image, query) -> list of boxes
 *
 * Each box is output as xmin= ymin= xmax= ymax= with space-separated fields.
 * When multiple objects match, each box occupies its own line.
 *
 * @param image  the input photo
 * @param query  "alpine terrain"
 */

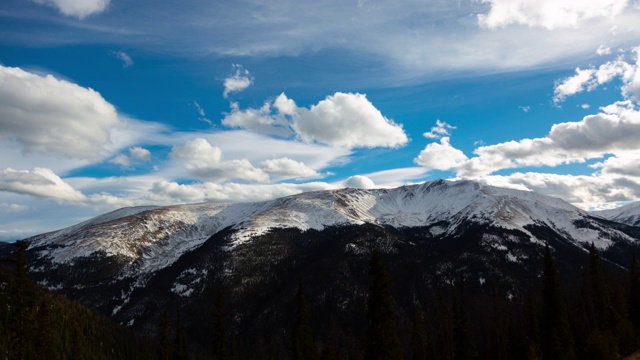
xmin=6 ymin=179 xmax=640 ymax=356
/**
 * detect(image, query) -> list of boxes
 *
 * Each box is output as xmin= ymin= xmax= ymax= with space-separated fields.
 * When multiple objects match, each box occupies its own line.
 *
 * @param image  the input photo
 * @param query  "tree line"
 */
xmin=4 ymin=240 xmax=640 ymax=359
xmin=202 ymin=245 xmax=640 ymax=359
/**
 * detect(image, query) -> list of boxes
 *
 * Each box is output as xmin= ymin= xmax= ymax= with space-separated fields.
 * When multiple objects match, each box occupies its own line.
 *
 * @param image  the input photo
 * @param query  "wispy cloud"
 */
xmin=109 ymin=50 xmax=133 ymax=67
xmin=31 ymin=0 xmax=110 ymax=19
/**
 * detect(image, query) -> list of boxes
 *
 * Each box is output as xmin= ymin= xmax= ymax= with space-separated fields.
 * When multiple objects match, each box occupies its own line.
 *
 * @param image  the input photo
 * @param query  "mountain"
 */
xmin=10 ymin=179 xmax=640 ymax=355
xmin=593 ymin=201 xmax=640 ymax=227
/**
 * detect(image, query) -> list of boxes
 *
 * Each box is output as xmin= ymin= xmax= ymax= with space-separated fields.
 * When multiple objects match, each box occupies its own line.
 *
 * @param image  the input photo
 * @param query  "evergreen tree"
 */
xmin=35 ymin=297 xmax=58 ymax=360
xmin=158 ymin=309 xmax=172 ymax=360
xmin=174 ymin=305 xmax=189 ymax=360
xmin=363 ymin=249 xmax=403 ymax=360
xmin=292 ymin=278 xmax=315 ymax=360
xmin=540 ymin=245 xmax=573 ymax=360
xmin=628 ymin=253 xmax=640 ymax=328
xmin=410 ymin=305 xmax=428 ymax=360
xmin=586 ymin=243 xmax=615 ymax=330
xmin=8 ymin=240 xmax=37 ymax=360
xmin=452 ymin=277 xmax=477 ymax=360
xmin=213 ymin=288 xmax=230 ymax=360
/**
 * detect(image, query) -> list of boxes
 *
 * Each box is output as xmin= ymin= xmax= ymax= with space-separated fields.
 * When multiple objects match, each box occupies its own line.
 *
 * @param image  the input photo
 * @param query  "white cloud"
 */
xmin=554 ymin=48 xmax=640 ymax=103
xmin=292 ymin=92 xmax=408 ymax=148
xmin=414 ymin=137 xmax=469 ymax=171
xmin=150 ymin=180 xmax=335 ymax=203
xmin=129 ymin=146 xmax=151 ymax=161
xmin=109 ymin=50 xmax=133 ymax=67
xmin=553 ymin=67 xmax=597 ymax=103
xmin=223 ymin=64 xmax=253 ymax=98
xmin=344 ymin=175 xmax=376 ymax=189
xmin=109 ymin=147 xmax=150 ymax=168
xmin=360 ymin=167 xmax=429 ymax=188
xmin=192 ymin=101 xmax=212 ymax=125
xmin=414 ymin=101 xmax=640 ymax=179
xmin=479 ymin=171 xmax=640 ymax=210
xmin=223 ymin=92 xmax=408 ymax=149
xmin=423 ymin=119 xmax=456 ymax=139
xmin=110 ymin=154 xmax=131 ymax=167
xmin=261 ymin=158 xmax=319 ymax=179
xmin=592 ymin=151 xmax=640 ymax=177
xmin=478 ymin=0 xmax=629 ymax=30
xmin=0 ymin=168 xmax=86 ymax=202
xmin=0 ymin=65 xmax=122 ymax=160
xmin=222 ymin=100 xmax=293 ymax=136
xmin=597 ymin=45 xmax=612 ymax=56
xmin=11 ymin=1 xmax=640 ymax=82
xmin=170 ymin=138 xmax=268 ymax=182
xmin=0 ymin=203 xmax=30 ymax=213
xmin=32 ymin=0 xmax=110 ymax=19
xmin=171 ymin=138 xmax=223 ymax=166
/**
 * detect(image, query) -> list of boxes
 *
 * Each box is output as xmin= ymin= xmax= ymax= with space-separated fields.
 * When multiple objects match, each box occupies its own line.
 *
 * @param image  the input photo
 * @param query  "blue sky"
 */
xmin=1 ymin=0 xmax=640 ymax=240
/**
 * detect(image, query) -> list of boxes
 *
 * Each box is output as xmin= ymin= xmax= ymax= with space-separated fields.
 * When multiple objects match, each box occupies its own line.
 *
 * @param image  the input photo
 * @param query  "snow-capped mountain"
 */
xmin=11 ymin=179 xmax=640 ymax=353
xmin=593 ymin=201 xmax=640 ymax=227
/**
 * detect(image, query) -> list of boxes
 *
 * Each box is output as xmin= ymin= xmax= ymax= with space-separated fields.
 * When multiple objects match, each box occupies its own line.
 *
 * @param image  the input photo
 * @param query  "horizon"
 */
xmin=1 ymin=0 xmax=640 ymax=240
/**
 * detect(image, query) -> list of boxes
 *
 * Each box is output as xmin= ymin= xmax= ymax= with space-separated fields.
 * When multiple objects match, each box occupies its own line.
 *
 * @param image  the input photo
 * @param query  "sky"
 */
xmin=1 ymin=0 xmax=640 ymax=240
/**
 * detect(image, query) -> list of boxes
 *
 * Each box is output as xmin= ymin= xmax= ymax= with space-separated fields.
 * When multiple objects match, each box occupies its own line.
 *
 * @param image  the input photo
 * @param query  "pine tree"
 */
xmin=628 ymin=253 xmax=640 ymax=328
xmin=410 ymin=305 xmax=428 ymax=360
xmin=158 ymin=309 xmax=173 ymax=360
xmin=587 ymin=243 xmax=616 ymax=330
xmin=363 ymin=249 xmax=403 ymax=360
xmin=292 ymin=278 xmax=315 ymax=360
xmin=213 ymin=288 xmax=230 ymax=360
xmin=35 ymin=297 xmax=58 ymax=360
xmin=8 ymin=240 xmax=37 ymax=360
xmin=452 ymin=277 xmax=477 ymax=360
xmin=540 ymin=245 xmax=573 ymax=360
xmin=174 ymin=305 xmax=189 ymax=360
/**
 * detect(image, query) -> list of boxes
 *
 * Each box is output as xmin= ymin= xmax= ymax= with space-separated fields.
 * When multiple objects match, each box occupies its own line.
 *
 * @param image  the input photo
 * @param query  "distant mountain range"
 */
xmin=8 ymin=179 xmax=640 ymax=354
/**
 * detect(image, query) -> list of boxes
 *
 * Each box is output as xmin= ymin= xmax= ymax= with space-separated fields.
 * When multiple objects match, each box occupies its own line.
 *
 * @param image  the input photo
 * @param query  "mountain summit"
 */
xmin=14 ymin=179 xmax=640 ymax=353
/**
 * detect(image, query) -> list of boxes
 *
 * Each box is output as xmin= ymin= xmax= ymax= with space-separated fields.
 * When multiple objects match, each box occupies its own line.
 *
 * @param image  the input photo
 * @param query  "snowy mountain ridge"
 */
xmin=594 ymin=201 xmax=640 ymax=227
xmin=26 ymin=179 xmax=636 ymax=279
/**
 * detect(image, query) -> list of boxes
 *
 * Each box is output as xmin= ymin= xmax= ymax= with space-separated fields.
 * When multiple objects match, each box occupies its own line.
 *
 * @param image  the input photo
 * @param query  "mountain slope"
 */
xmin=13 ymin=179 xmax=640 ymax=354
xmin=594 ymin=201 xmax=640 ymax=227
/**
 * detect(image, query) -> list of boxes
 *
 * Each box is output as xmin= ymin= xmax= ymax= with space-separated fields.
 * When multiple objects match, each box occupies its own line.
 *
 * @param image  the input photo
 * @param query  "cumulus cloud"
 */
xmin=597 ymin=45 xmax=612 ymax=56
xmin=592 ymin=151 xmax=640 ymax=177
xmin=415 ymin=102 xmax=640 ymax=179
xmin=0 ymin=168 xmax=86 ymax=202
xmin=223 ymin=92 xmax=408 ymax=149
xmin=261 ymin=158 xmax=319 ymax=178
xmin=129 ymin=146 xmax=151 ymax=161
xmin=554 ymin=48 xmax=640 ymax=103
xmin=293 ymin=92 xmax=408 ymax=148
xmin=170 ymin=138 xmax=268 ymax=182
xmin=109 ymin=50 xmax=133 ymax=67
xmin=423 ymin=119 xmax=456 ymax=139
xmin=222 ymin=99 xmax=293 ymax=136
xmin=479 ymin=171 xmax=640 ymax=210
xmin=223 ymin=64 xmax=253 ymax=98
xmin=109 ymin=147 xmax=151 ymax=168
xmin=344 ymin=175 xmax=376 ymax=189
xmin=110 ymin=154 xmax=132 ymax=167
xmin=478 ymin=0 xmax=629 ymax=30
xmin=150 ymin=180 xmax=335 ymax=203
xmin=414 ymin=137 xmax=469 ymax=171
xmin=0 ymin=65 xmax=122 ymax=160
xmin=32 ymin=0 xmax=110 ymax=19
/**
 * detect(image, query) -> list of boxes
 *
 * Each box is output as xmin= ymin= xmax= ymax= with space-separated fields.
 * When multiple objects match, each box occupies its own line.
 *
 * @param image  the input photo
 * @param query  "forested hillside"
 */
xmin=0 ymin=241 xmax=158 ymax=359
